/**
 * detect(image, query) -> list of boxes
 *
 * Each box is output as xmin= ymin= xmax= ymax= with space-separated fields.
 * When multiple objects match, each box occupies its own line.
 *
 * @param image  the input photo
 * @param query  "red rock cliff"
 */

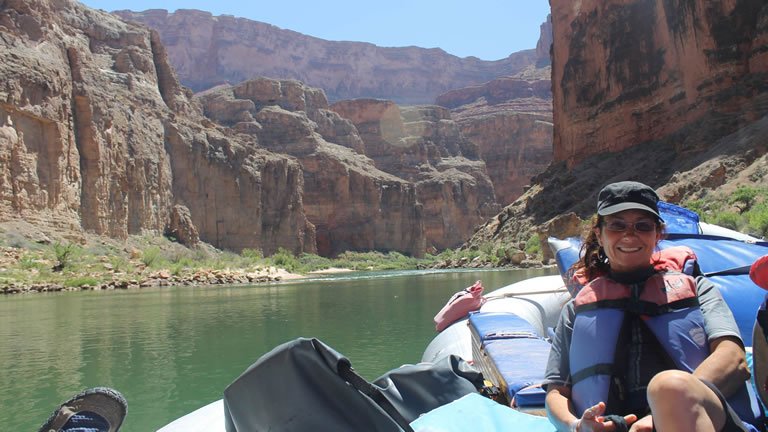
xmin=198 ymin=79 xmax=500 ymax=254
xmin=0 ymin=0 xmax=314 ymax=254
xmin=196 ymin=79 xmax=428 ymax=257
xmin=551 ymin=0 xmax=768 ymax=167
xmin=462 ymin=0 xmax=768 ymax=255
xmin=435 ymin=74 xmax=554 ymax=205
xmin=113 ymin=9 xmax=539 ymax=104
xmin=330 ymin=100 xmax=500 ymax=251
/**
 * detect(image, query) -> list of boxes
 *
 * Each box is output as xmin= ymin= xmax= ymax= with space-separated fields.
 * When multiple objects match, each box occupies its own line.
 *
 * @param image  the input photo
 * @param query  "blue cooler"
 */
xmin=469 ymin=311 xmax=551 ymax=410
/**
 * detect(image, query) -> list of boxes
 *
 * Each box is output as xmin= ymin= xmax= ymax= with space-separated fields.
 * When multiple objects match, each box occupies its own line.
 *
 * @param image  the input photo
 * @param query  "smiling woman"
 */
xmin=544 ymin=181 xmax=763 ymax=432
xmin=593 ymin=182 xmax=664 ymax=274
xmin=597 ymin=209 xmax=661 ymax=273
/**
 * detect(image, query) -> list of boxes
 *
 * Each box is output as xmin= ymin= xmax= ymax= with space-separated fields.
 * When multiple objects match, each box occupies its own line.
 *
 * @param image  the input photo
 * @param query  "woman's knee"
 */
xmin=647 ymin=370 xmax=698 ymax=403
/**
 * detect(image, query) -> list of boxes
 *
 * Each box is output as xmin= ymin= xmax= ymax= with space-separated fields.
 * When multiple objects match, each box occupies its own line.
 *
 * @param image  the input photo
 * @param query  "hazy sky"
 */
xmin=78 ymin=1 xmax=551 ymax=61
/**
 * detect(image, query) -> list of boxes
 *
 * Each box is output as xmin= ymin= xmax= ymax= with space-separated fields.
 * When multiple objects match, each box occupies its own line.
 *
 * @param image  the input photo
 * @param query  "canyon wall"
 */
xmin=550 ymin=0 xmax=768 ymax=167
xmin=436 ymin=75 xmax=554 ymax=205
xmin=463 ymin=0 xmax=768 ymax=254
xmin=114 ymin=7 xmax=559 ymax=210
xmin=112 ymin=9 xmax=541 ymax=104
xmin=330 ymin=100 xmax=500 ymax=251
xmin=195 ymin=79 xmax=427 ymax=256
xmin=2 ymin=0 xmax=558 ymax=258
xmin=0 ymin=0 xmax=314 ymax=254
xmin=198 ymin=79 xmax=499 ymax=254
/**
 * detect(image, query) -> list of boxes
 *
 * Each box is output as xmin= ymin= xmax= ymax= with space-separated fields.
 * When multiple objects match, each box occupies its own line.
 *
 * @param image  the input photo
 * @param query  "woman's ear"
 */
xmin=594 ymin=227 xmax=602 ymax=246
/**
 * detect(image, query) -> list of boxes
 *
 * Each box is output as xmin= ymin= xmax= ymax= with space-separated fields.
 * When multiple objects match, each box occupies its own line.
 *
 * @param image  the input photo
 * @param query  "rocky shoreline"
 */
xmin=0 ymin=267 xmax=305 ymax=295
xmin=1 ymin=254 xmax=553 ymax=295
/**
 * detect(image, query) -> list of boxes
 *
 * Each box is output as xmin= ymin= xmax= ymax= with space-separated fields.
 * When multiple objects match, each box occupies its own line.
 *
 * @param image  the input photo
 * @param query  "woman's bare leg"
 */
xmin=647 ymin=370 xmax=726 ymax=432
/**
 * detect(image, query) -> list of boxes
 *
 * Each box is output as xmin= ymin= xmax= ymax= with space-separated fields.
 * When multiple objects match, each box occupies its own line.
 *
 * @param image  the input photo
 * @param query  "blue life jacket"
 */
xmin=569 ymin=270 xmax=764 ymax=425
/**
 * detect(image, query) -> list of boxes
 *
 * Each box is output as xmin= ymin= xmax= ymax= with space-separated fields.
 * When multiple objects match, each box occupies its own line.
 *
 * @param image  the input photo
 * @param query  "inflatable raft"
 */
xmin=159 ymin=203 xmax=768 ymax=431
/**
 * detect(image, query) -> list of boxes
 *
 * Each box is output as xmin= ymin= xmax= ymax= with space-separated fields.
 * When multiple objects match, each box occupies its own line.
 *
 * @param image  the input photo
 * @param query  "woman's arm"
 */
xmin=693 ymin=335 xmax=749 ymax=397
xmin=546 ymin=385 xmax=580 ymax=431
xmin=695 ymin=276 xmax=750 ymax=397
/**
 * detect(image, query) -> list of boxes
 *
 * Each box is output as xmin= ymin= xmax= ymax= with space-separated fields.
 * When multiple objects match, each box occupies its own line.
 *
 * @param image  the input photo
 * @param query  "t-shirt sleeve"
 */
xmin=697 ymin=276 xmax=743 ymax=344
xmin=544 ymin=300 xmax=576 ymax=388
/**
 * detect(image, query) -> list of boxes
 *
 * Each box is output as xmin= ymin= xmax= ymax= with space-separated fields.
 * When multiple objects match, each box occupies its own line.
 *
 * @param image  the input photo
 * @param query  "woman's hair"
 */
xmin=572 ymin=214 xmax=666 ymax=281
xmin=575 ymin=215 xmax=609 ymax=281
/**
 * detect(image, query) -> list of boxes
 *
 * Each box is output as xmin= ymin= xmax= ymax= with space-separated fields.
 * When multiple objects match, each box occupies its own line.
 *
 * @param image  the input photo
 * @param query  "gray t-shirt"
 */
xmin=543 ymin=274 xmax=741 ymax=399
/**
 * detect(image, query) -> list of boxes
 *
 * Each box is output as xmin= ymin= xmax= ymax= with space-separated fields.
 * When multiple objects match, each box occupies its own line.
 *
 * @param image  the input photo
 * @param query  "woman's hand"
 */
xmin=573 ymin=402 xmax=638 ymax=432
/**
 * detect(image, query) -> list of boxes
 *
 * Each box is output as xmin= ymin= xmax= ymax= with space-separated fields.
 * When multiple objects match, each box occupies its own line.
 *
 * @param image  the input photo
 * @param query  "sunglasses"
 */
xmin=603 ymin=219 xmax=657 ymax=233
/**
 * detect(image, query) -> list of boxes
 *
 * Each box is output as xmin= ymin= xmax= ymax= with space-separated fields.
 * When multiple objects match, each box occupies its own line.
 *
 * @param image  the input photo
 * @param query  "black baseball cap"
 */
xmin=597 ymin=181 xmax=661 ymax=219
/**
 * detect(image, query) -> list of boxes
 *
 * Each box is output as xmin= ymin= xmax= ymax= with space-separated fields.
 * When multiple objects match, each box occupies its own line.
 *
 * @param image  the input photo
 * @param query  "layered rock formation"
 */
xmin=112 ymin=9 xmax=540 ymax=104
xmin=463 ymin=0 xmax=768 ymax=256
xmin=198 ymin=79 xmax=499 ymax=254
xmin=0 ymin=0 xmax=314 ymax=254
xmin=431 ymin=13 xmax=554 ymax=206
xmin=535 ymin=14 xmax=554 ymax=67
xmin=111 ymin=7 xmax=559 ymax=213
xmin=458 ymin=113 xmax=553 ymax=205
xmin=195 ymin=79 xmax=426 ymax=256
xmin=550 ymin=0 xmax=768 ymax=167
xmin=330 ymin=100 xmax=500 ymax=250
xmin=435 ymin=74 xmax=554 ymax=205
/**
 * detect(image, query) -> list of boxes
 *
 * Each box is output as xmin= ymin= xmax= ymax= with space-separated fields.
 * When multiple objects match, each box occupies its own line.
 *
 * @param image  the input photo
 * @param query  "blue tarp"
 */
xmin=469 ymin=312 xmax=550 ymax=404
xmin=658 ymin=201 xmax=700 ymax=234
xmin=411 ymin=393 xmax=555 ymax=432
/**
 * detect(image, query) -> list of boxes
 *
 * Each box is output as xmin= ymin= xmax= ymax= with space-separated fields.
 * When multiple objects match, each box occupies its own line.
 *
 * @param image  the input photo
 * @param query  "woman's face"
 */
xmin=595 ymin=209 xmax=662 ymax=273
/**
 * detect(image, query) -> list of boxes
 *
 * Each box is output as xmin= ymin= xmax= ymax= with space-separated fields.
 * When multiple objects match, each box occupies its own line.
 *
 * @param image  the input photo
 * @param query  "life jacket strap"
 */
xmin=574 ymin=297 xmax=699 ymax=316
xmin=571 ymin=363 xmax=614 ymax=385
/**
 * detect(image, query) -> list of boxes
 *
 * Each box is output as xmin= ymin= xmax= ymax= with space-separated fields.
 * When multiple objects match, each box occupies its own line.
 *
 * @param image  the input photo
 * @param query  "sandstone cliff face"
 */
xmin=463 ymin=0 xmax=768 ymax=257
xmin=0 ymin=0 xmax=314 ymax=254
xmin=536 ymin=14 xmax=554 ymax=67
xmin=196 ymin=79 xmax=427 ymax=256
xmin=458 ymin=113 xmax=553 ymax=205
xmin=434 ymin=75 xmax=554 ymax=205
xmin=551 ymin=0 xmax=768 ymax=167
xmin=113 ymin=9 xmax=539 ymax=104
xmin=198 ymin=78 xmax=500 ymax=254
xmin=436 ymin=78 xmax=552 ymax=113
xmin=330 ymin=100 xmax=500 ymax=250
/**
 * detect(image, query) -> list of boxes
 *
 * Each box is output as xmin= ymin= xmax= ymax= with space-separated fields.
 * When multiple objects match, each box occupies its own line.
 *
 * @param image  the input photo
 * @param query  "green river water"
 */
xmin=0 ymin=267 xmax=556 ymax=431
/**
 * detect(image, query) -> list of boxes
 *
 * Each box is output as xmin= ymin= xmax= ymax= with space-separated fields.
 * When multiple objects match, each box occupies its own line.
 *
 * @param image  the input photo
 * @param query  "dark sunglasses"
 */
xmin=603 ymin=219 xmax=657 ymax=233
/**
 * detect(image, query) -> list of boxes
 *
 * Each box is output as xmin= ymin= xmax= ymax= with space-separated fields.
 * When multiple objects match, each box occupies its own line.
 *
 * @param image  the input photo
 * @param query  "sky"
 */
xmin=78 ymin=1 xmax=551 ymax=61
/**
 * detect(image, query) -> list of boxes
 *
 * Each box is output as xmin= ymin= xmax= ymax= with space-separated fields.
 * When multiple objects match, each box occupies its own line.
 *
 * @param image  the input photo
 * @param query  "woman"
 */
xmin=544 ymin=181 xmax=762 ymax=432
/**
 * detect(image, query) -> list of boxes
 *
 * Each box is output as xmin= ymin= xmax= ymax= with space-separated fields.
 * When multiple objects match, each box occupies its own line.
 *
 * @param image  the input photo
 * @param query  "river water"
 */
xmin=0 ymin=267 xmax=556 ymax=431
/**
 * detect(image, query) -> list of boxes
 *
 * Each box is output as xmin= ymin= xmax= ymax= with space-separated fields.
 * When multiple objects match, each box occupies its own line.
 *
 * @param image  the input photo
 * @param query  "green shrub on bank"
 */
xmin=296 ymin=253 xmax=333 ymax=271
xmin=141 ymin=246 xmax=162 ymax=267
xmin=711 ymin=212 xmax=740 ymax=231
xmin=730 ymin=186 xmax=758 ymax=213
xmin=19 ymin=254 xmax=46 ymax=271
xmin=747 ymin=202 xmax=768 ymax=238
xmin=52 ymin=241 xmax=80 ymax=271
xmin=435 ymin=244 xmax=486 ymax=266
xmin=268 ymin=248 xmax=300 ymax=272
xmin=108 ymin=256 xmax=132 ymax=273
xmin=525 ymin=234 xmax=540 ymax=257
xmin=683 ymin=186 xmax=768 ymax=239
xmin=241 ymin=248 xmax=263 ymax=261
xmin=329 ymin=250 xmax=428 ymax=271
